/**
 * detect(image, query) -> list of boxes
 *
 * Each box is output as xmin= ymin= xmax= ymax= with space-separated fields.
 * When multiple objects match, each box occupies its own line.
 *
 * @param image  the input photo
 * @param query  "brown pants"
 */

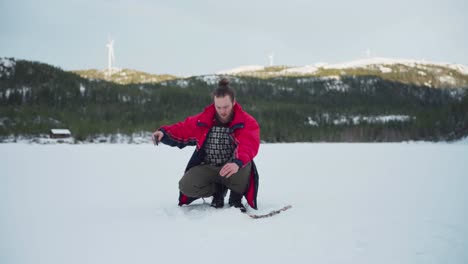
xmin=179 ymin=162 xmax=252 ymax=198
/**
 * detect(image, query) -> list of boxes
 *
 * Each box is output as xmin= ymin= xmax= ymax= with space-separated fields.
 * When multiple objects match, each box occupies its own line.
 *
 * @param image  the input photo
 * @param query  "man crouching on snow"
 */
xmin=152 ymin=78 xmax=260 ymax=212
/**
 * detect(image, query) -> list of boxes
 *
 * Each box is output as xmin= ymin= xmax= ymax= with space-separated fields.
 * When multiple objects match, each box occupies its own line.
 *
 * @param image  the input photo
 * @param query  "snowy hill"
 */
xmin=218 ymin=57 xmax=468 ymax=89
xmin=217 ymin=65 xmax=266 ymax=75
xmin=1 ymin=142 xmax=467 ymax=264
xmin=220 ymin=57 xmax=468 ymax=76
xmin=3 ymin=57 xmax=468 ymax=89
xmin=2 ymin=57 xmax=468 ymax=143
xmin=72 ymin=68 xmax=178 ymax=85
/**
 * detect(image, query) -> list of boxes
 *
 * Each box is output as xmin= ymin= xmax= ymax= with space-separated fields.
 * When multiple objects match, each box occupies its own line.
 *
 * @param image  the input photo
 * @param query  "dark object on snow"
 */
xmin=210 ymin=183 xmax=227 ymax=208
xmin=247 ymin=205 xmax=292 ymax=219
xmin=152 ymin=134 xmax=160 ymax=145
xmin=49 ymin=129 xmax=71 ymax=139
xmin=229 ymin=190 xmax=247 ymax=212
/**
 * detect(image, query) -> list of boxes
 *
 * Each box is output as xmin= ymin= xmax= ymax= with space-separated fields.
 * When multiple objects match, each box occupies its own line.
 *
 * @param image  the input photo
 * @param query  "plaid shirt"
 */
xmin=203 ymin=125 xmax=235 ymax=166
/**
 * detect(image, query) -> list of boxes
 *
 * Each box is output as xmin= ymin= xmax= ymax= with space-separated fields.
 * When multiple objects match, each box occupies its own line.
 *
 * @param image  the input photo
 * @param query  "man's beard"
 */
xmin=216 ymin=112 xmax=233 ymax=124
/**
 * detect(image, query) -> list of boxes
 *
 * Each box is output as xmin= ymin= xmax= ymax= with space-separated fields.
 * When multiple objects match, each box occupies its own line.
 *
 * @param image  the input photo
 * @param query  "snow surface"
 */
xmin=217 ymin=65 xmax=265 ymax=75
xmin=447 ymin=64 xmax=468 ymax=75
xmin=320 ymin=57 xmax=468 ymax=75
xmin=438 ymin=75 xmax=456 ymax=85
xmin=79 ymin=84 xmax=86 ymax=96
xmin=281 ymin=65 xmax=319 ymax=74
xmin=196 ymin=75 xmax=219 ymax=85
xmin=1 ymin=143 xmax=468 ymax=264
xmin=322 ymin=57 xmax=420 ymax=70
xmin=0 ymin=58 xmax=16 ymax=78
xmin=219 ymin=58 xmax=468 ymax=76
xmin=306 ymin=115 xmax=414 ymax=126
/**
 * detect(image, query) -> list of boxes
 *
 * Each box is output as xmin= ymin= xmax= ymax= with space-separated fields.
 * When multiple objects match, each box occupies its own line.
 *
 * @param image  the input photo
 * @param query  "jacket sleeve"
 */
xmin=233 ymin=115 xmax=260 ymax=167
xmin=159 ymin=114 xmax=199 ymax=149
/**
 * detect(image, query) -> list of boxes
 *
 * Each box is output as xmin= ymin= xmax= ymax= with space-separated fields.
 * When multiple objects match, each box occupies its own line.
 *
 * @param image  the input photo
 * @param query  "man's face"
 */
xmin=214 ymin=96 xmax=235 ymax=123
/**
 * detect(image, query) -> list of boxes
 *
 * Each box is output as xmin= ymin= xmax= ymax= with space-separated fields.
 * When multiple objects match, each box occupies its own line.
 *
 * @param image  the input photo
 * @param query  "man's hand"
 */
xmin=220 ymin=162 xmax=240 ymax=178
xmin=152 ymin=131 xmax=164 ymax=145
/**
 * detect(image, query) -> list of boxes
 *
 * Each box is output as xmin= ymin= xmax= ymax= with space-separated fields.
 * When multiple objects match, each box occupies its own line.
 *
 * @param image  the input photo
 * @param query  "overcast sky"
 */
xmin=1 ymin=0 xmax=467 ymax=76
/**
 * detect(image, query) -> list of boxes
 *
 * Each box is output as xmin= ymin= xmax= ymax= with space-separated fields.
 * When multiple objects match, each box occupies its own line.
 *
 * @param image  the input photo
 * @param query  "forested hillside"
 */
xmin=1 ymin=58 xmax=467 ymax=142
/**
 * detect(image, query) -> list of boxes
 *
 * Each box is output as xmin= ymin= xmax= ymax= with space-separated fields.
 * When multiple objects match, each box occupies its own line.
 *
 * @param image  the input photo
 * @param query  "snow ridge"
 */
xmin=219 ymin=57 xmax=468 ymax=76
xmin=217 ymin=65 xmax=265 ymax=75
xmin=0 ymin=58 xmax=16 ymax=78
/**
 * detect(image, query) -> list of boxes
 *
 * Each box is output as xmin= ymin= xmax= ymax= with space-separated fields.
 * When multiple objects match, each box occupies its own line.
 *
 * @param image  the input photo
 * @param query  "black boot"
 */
xmin=210 ymin=183 xmax=227 ymax=209
xmin=228 ymin=190 xmax=247 ymax=213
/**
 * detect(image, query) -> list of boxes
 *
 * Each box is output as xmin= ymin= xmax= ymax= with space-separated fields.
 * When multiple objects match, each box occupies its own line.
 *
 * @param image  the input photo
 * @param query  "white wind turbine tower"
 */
xmin=106 ymin=39 xmax=115 ymax=75
xmin=268 ymin=53 xmax=275 ymax=66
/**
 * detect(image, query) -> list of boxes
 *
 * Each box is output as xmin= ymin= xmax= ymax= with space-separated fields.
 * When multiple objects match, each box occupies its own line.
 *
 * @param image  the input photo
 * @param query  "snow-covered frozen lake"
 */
xmin=1 ymin=142 xmax=467 ymax=264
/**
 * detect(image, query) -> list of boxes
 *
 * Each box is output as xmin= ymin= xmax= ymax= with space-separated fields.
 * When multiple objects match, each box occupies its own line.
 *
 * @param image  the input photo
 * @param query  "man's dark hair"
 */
xmin=212 ymin=78 xmax=236 ymax=102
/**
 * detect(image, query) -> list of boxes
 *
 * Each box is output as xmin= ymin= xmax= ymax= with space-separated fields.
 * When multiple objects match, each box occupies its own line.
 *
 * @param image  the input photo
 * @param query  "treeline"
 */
xmin=1 ymin=59 xmax=467 ymax=142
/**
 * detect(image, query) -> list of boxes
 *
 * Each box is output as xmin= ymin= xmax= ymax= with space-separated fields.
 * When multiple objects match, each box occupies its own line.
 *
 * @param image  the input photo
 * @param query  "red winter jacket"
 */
xmin=158 ymin=103 xmax=260 ymax=209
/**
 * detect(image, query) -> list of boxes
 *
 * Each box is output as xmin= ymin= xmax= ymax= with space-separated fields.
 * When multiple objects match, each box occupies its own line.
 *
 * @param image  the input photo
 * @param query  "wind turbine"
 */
xmin=365 ymin=48 xmax=371 ymax=58
xmin=268 ymin=52 xmax=274 ymax=67
xmin=106 ymin=39 xmax=115 ymax=75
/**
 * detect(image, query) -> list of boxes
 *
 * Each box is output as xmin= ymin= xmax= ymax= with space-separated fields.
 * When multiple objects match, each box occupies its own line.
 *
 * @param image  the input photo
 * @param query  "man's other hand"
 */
xmin=220 ymin=162 xmax=240 ymax=178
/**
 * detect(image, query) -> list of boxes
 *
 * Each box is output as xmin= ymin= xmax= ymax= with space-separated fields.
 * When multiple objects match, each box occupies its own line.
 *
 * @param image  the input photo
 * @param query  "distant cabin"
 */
xmin=49 ymin=129 xmax=72 ymax=139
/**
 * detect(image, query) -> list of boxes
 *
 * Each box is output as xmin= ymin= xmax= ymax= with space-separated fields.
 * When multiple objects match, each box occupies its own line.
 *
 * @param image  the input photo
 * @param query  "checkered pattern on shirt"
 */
xmin=203 ymin=126 xmax=235 ymax=166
